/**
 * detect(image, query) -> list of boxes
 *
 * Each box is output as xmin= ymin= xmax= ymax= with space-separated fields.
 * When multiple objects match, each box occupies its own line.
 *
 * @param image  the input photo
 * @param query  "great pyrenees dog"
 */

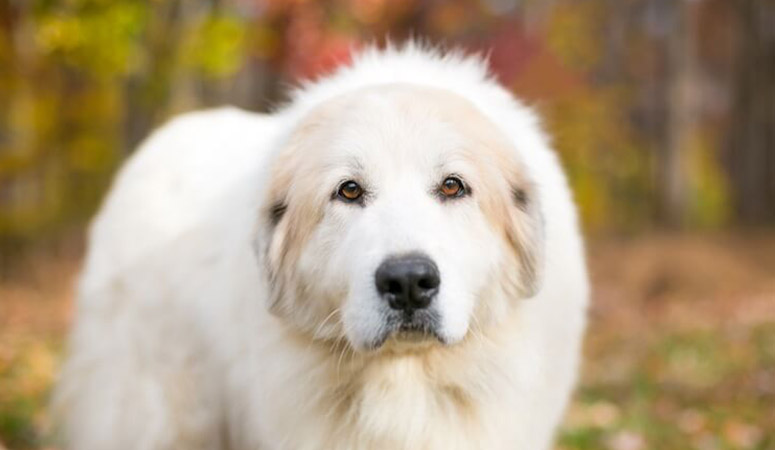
xmin=55 ymin=44 xmax=588 ymax=450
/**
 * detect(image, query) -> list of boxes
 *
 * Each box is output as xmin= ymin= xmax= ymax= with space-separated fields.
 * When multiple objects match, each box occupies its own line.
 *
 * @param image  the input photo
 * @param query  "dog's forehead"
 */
xmin=301 ymin=84 xmax=509 ymax=171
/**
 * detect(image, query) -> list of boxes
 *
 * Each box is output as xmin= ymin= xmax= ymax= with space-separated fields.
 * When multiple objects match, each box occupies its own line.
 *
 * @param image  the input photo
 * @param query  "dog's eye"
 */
xmin=337 ymin=180 xmax=364 ymax=202
xmin=440 ymin=176 xmax=466 ymax=198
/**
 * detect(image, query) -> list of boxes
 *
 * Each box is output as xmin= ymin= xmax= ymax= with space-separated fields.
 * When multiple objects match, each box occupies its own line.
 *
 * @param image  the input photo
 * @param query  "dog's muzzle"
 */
xmin=371 ymin=253 xmax=443 ymax=348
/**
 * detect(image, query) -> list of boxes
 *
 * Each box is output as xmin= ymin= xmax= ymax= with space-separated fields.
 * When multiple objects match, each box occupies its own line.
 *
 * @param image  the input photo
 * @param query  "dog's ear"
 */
xmin=504 ymin=178 xmax=544 ymax=298
xmin=255 ymin=185 xmax=291 ymax=315
xmin=254 ymin=145 xmax=304 ymax=317
xmin=254 ymin=110 xmax=335 ymax=321
xmin=254 ymin=142 xmax=327 ymax=320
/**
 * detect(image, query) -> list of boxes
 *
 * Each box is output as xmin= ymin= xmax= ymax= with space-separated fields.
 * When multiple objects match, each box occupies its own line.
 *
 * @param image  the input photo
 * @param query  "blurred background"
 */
xmin=0 ymin=0 xmax=773 ymax=448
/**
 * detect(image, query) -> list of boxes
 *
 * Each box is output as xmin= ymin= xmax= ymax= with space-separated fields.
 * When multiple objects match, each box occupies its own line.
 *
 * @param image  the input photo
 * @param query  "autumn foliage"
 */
xmin=1 ymin=1 xmax=774 ymax=449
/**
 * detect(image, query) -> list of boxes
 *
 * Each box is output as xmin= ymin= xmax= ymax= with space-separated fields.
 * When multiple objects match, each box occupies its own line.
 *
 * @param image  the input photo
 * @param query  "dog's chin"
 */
xmin=389 ymin=328 xmax=445 ymax=350
xmin=366 ymin=314 xmax=447 ymax=353
xmin=361 ymin=331 xmax=441 ymax=354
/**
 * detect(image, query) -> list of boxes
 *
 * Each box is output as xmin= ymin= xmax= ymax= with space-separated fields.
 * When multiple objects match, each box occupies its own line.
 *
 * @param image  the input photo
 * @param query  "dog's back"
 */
xmin=54 ymin=108 xmax=277 ymax=449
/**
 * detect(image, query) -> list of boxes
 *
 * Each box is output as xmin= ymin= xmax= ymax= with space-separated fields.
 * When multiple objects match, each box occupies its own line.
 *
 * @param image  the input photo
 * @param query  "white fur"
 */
xmin=55 ymin=44 xmax=588 ymax=450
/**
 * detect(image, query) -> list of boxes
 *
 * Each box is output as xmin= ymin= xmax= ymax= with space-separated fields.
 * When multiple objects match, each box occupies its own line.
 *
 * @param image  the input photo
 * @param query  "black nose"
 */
xmin=375 ymin=254 xmax=440 ymax=311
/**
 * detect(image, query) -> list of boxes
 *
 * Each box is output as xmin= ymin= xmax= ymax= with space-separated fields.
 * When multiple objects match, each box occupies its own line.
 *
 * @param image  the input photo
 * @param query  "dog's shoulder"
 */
xmin=80 ymin=107 xmax=276 ymax=294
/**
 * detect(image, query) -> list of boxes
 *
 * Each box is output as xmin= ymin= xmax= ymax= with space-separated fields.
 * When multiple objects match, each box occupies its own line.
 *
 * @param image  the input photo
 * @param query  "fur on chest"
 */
xmin=258 ymin=344 xmax=519 ymax=450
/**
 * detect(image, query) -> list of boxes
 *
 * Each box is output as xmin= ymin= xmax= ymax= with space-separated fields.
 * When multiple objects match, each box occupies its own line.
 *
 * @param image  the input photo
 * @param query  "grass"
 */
xmin=1 ymin=233 xmax=774 ymax=449
xmin=558 ymin=324 xmax=775 ymax=449
xmin=558 ymin=233 xmax=775 ymax=450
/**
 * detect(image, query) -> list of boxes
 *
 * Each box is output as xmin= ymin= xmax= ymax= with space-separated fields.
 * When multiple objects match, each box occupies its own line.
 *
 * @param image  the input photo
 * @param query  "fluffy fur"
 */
xmin=54 ymin=43 xmax=589 ymax=450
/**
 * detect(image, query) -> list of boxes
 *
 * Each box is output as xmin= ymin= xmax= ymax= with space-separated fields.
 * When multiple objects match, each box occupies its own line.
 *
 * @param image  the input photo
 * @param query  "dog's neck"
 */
xmin=253 ymin=312 xmax=528 ymax=449
xmin=315 ymin=330 xmax=516 ymax=446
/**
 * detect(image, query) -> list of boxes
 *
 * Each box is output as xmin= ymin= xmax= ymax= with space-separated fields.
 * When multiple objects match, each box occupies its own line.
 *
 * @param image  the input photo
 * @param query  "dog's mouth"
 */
xmin=370 ymin=310 xmax=444 ymax=350
xmin=397 ymin=321 xmax=437 ymax=338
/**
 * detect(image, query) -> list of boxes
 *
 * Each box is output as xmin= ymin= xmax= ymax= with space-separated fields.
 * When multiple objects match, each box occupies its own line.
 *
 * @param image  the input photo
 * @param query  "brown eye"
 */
xmin=337 ymin=180 xmax=363 ymax=202
xmin=440 ymin=176 xmax=466 ymax=198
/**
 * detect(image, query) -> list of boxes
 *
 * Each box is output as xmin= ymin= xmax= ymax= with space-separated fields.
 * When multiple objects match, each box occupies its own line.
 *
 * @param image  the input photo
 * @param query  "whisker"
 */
xmin=313 ymin=308 xmax=341 ymax=339
xmin=303 ymin=308 xmax=342 ymax=356
xmin=335 ymin=338 xmax=350 ymax=381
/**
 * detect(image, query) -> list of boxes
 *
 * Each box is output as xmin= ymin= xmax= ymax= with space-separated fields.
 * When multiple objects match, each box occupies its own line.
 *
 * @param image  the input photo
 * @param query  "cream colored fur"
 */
xmin=54 ymin=44 xmax=588 ymax=450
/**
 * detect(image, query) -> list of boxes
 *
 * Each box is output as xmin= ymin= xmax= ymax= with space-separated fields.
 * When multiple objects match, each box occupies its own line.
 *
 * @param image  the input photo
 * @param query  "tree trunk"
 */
xmin=658 ymin=0 xmax=697 ymax=227
xmin=726 ymin=0 xmax=775 ymax=224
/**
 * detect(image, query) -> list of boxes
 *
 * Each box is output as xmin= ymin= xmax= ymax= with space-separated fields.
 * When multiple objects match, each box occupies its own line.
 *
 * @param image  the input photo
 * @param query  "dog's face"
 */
xmin=258 ymin=84 xmax=543 ymax=351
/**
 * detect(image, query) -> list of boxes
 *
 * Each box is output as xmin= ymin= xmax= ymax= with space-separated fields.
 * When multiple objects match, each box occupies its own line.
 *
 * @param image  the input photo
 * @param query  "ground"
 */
xmin=1 ymin=233 xmax=774 ymax=450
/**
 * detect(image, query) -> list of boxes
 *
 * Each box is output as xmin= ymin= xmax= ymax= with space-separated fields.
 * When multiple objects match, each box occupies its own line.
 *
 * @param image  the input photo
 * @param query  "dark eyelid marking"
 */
xmin=269 ymin=201 xmax=287 ymax=226
xmin=512 ymin=186 xmax=529 ymax=210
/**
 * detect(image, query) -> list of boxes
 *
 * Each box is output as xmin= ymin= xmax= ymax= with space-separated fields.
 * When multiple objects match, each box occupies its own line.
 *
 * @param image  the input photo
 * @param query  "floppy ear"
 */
xmin=253 ymin=142 xmax=328 ymax=322
xmin=254 ymin=143 xmax=306 ymax=318
xmin=253 ymin=108 xmax=336 ymax=322
xmin=255 ymin=179 xmax=292 ymax=316
xmin=504 ymin=179 xmax=544 ymax=298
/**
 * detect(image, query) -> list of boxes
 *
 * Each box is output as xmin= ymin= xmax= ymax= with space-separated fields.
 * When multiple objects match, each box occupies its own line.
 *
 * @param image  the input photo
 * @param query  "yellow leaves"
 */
xmin=182 ymin=15 xmax=247 ymax=79
xmin=67 ymin=135 xmax=114 ymax=173
xmin=0 ymin=341 xmax=57 ymax=401
xmin=35 ymin=15 xmax=83 ymax=55
xmin=34 ymin=3 xmax=145 ymax=78
xmin=547 ymin=87 xmax=650 ymax=230
xmin=545 ymin=2 xmax=602 ymax=72
xmin=0 ymin=337 xmax=60 ymax=445
xmin=0 ymin=311 xmax=64 ymax=448
xmin=685 ymin=134 xmax=730 ymax=228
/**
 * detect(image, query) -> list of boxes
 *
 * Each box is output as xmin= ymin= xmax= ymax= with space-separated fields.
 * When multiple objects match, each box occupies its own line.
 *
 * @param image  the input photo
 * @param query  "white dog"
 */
xmin=55 ymin=44 xmax=588 ymax=450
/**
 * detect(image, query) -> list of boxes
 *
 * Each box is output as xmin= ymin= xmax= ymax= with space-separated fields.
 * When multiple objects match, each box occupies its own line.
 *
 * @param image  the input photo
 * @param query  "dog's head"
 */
xmin=256 ymin=84 xmax=543 ymax=351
